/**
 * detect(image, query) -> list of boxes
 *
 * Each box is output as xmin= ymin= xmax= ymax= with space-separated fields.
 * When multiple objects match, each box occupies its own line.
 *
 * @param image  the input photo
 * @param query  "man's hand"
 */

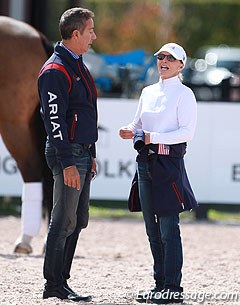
xmin=63 ymin=165 xmax=80 ymax=190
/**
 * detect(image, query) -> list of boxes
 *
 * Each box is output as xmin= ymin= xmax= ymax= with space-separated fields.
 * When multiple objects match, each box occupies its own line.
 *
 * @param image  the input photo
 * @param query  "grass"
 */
xmin=0 ymin=197 xmax=21 ymax=216
xmin=0 ymin=197 xmax=141 ymax=219
xmin=208 ymin=209 xmax=240 ymax=222
xmin=89 ymin=205 xmax=141 ymax=219
xmin=90 ymin=200 xmax=142 ymax=219
xmin=0 ymin=197 xmax=240 ymax=224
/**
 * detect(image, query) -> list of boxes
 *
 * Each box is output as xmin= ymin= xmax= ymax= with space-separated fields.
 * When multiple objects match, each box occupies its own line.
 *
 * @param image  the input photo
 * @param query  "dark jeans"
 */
xmin=43 ymin=141 xmax=92 ymax=290
xmin=137 ymin=161 xmax=183 ymax=291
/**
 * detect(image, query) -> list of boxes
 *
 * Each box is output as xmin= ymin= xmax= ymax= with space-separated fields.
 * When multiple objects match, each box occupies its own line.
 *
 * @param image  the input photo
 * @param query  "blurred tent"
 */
xmin=84 ymin=48 xmax=156 ymax=98
xmin=101 ymin=49 xmax=145 ymax=66
xmin=83 ymin=48 xmax=105 ymax=78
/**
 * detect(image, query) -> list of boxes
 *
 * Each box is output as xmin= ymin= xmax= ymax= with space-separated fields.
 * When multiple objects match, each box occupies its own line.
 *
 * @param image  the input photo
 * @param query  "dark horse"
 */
xmin=0 ymin=16 xmax=54 ymax=253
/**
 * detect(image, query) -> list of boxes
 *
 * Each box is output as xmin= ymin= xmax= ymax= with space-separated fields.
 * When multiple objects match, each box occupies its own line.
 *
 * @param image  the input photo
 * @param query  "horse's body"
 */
xmin=0 ymin=16 xmax=53 ymax=253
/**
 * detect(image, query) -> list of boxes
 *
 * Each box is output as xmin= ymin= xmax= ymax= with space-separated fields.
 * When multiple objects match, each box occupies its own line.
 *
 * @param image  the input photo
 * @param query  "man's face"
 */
xmin=75 ymin=18 xmax=96 ymax=54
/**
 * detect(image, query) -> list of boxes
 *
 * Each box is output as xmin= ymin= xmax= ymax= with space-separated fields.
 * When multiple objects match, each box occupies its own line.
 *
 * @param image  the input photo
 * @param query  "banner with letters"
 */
xmin=0 ymin=99 xmax=240 ymax=204
xmin=0 ymin=139 xmax=23 ymax=196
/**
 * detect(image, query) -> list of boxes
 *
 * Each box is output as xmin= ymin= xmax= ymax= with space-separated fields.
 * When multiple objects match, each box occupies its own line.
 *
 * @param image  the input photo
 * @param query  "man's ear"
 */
xmin=72 ymin=29 xmax=80 ymax=39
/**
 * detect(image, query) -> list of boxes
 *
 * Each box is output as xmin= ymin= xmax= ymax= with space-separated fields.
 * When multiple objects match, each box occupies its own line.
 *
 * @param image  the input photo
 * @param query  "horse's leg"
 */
xmin=18 ymin=107 xmax=53 ymax=254
xmin=33 ymin=105 xmax=54 ymax=225
xmin=0 ymin=17 xmax=54 ymax=253
xmin=20 ymin=107 xmax=51 ymax=253
xmin=16 ymin=181 xmax=43 ymax=253
xmin=16 ymin=110 xmax=53 ymax=254
xmin=1 ymin=113 xmax=45 ymax=253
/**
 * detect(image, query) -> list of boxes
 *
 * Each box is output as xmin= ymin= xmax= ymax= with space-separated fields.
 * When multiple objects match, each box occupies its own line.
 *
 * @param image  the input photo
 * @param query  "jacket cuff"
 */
xmin=61 ymin=157 xmax=75 ymax=169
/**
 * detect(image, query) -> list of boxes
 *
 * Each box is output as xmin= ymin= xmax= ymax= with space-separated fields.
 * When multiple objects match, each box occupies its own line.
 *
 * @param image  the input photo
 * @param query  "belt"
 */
xmin=148 ymin=149 xmax=155 ymax=155
xmin=148 ymin=149 xmax=156 ymax=161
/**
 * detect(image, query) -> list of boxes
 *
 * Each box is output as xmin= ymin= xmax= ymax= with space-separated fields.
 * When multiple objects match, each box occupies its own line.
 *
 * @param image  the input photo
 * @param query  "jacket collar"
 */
xmin=159 ymin=75 xmax=181 ymax=88
xmin=55 ymin=42 xmax=85 ymax=77
xmin=59 ymin=41 xmax=79 ymax=59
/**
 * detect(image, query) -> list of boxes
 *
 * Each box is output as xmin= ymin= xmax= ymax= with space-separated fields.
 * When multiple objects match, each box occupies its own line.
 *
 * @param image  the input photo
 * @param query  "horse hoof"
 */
xmin=14 ymin=242 xmax=33 ymax=254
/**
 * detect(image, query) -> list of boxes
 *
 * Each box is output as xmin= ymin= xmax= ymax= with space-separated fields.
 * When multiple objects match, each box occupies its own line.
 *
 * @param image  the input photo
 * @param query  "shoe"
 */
xmin=64 ymin=282 xmax=92 ymax=302
xmin=136 ymin=286 xmax=163 ymax=303
xmin=43 ymin=286 xmax=92 ymax=302
xmin=149 ymin=288 xmax=184 ymax=304
xmin=64 ymin=283 xmax=75 ymax=294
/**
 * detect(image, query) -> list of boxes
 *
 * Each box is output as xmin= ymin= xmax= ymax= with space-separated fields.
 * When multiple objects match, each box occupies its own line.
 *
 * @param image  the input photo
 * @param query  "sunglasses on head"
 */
xmin=157 ymin=54 xmax=176 ymax=62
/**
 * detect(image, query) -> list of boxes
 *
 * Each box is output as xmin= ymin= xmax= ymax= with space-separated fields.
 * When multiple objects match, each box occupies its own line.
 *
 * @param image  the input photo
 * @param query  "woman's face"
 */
xmin=157 ymin=52 xmax=184 ymax=80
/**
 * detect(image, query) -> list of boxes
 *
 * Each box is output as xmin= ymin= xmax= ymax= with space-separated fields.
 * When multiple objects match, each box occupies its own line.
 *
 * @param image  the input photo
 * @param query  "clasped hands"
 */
xmin=119 ymin=127 xmax=150 ymax=144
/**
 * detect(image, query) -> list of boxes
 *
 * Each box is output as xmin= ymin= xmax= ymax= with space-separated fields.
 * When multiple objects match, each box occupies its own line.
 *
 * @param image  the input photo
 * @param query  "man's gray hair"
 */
xmin=59 ymin=7 xmax=94 ymax=39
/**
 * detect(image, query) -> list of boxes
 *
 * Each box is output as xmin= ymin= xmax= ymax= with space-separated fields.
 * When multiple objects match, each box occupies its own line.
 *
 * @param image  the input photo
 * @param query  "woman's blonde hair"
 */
xmin=178 ymin=72 xmax=183 ymax=82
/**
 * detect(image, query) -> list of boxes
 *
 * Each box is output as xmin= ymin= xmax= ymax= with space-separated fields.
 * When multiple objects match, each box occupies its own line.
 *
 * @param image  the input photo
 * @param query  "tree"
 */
xmin=173 ymin=1 xmax=240 ymax=56
xmin=88 ymin=1 xmax=177 ymax=54
xmin=43 ymin=0 xmax=240 ymax=57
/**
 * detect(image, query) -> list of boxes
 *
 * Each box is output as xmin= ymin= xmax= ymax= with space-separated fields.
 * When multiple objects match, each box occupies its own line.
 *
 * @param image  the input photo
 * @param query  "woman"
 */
xmin=119 ymin=43 xmax=198 ymax=304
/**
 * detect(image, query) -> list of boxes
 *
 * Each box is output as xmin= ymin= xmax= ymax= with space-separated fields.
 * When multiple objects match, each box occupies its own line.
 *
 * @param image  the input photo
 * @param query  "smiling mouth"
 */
xmin=161 ymin=65 xmax=169 ymax=70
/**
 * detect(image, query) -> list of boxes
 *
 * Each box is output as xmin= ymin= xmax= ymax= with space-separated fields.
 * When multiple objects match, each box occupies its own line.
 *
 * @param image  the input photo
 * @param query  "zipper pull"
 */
xmin=75 ymin=113 xmax=78 ymax=121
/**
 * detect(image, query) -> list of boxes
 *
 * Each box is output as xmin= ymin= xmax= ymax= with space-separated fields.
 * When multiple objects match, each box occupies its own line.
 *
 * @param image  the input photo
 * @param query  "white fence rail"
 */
xmin=1 ymin=99 xmax=240 ymax=204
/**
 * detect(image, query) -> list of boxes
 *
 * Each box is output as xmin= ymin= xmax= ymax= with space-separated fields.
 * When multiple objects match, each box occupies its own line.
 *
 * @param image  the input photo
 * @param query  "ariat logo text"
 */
xmin=48 ymin=92 xmax=63 ymax=140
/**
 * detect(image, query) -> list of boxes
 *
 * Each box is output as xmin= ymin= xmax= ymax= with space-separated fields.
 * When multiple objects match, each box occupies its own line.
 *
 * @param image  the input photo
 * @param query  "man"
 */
xmin=38 ymin=7 xmax=98 ymax=302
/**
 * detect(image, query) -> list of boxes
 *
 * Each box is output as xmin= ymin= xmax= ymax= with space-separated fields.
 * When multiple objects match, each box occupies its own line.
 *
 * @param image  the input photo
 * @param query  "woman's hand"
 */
xmin=144 ymin=132 xmax=150 ymax=144
xmin=119 ymin=127 xmax=134 ymax=139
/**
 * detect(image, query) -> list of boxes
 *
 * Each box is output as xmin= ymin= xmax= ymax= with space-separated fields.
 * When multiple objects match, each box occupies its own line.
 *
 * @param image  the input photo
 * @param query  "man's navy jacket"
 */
xmin=131 ymin=137 xmax=198 ymax=217
xmin=38 ymin=42 xmax=98 ymax=169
